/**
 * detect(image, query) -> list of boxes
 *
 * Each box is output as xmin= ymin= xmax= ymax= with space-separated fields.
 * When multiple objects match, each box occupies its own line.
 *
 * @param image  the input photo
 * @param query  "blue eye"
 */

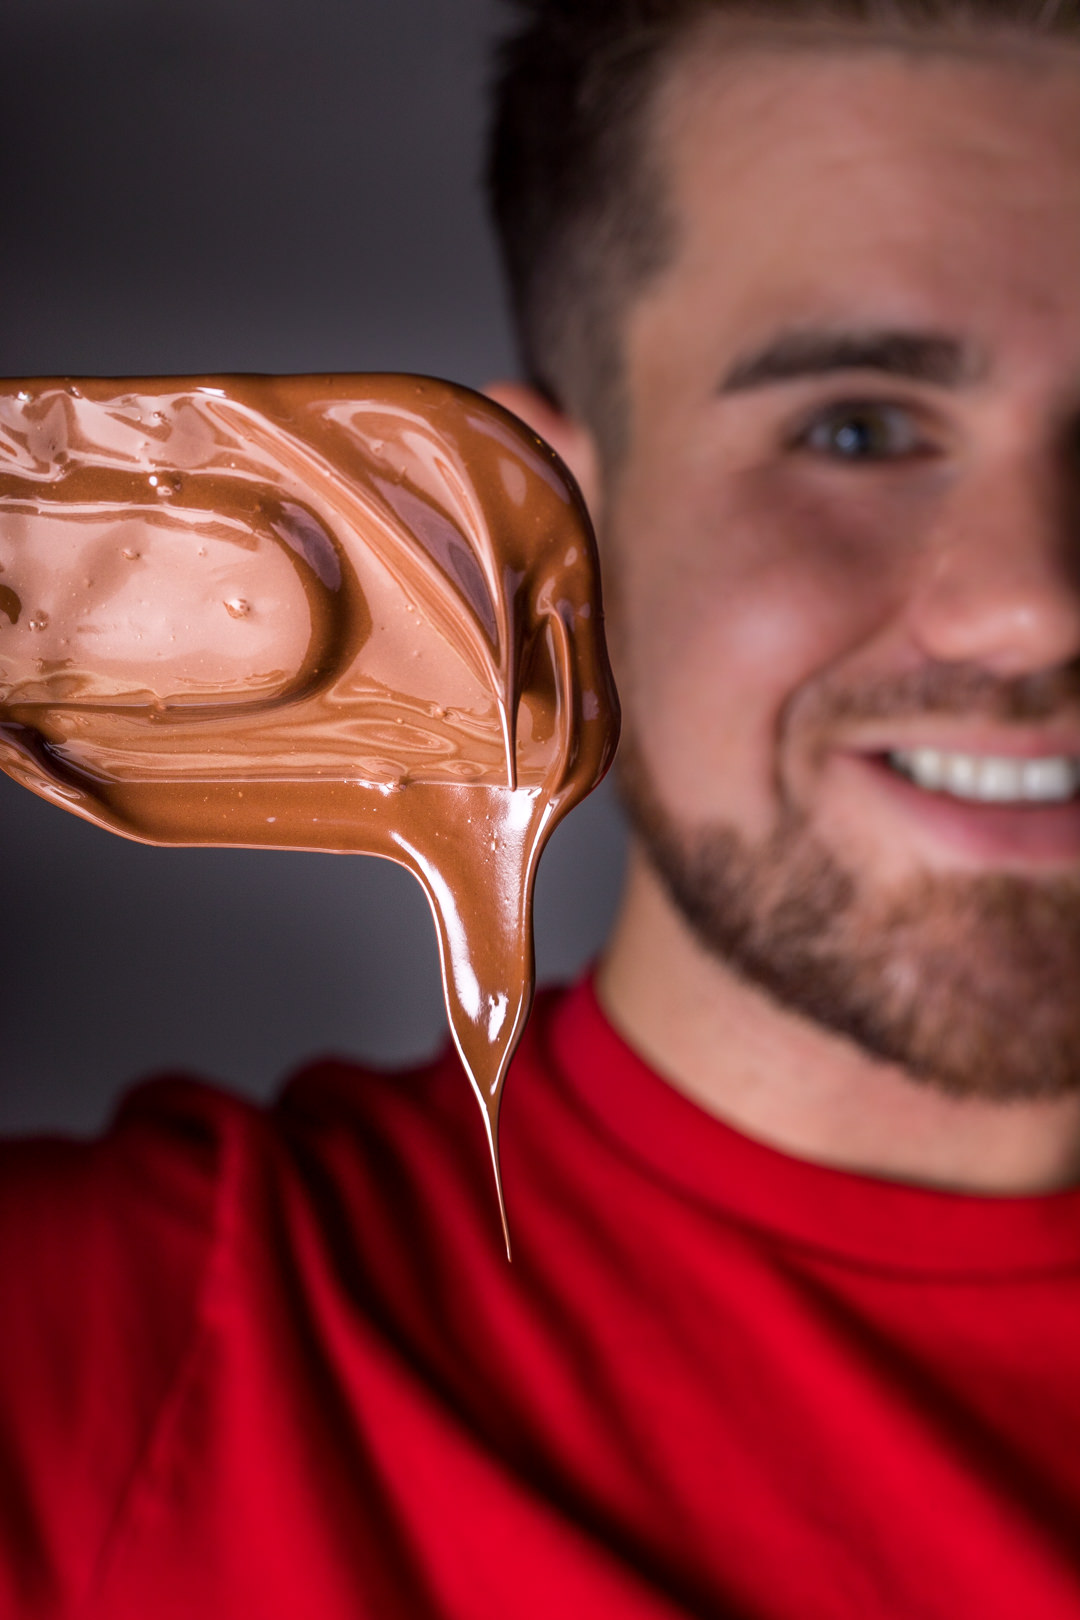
xmin=798 ymin=403 xmax=928 ymax=461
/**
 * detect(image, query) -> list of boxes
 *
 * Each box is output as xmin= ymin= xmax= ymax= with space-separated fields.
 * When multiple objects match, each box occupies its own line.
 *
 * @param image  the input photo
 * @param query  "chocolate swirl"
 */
xmin=0 ymin=374 xmax=620 ymax=1249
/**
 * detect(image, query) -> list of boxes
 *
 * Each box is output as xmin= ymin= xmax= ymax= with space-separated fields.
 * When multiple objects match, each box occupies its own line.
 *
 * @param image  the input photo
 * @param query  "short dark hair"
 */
xmin=487 ymin=0 xmax=1080 ymax=460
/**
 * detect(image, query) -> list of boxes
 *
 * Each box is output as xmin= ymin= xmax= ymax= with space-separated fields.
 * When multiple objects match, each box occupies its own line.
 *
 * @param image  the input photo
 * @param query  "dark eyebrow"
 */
xmin=720 ymin=329 xmax=981 ymax=393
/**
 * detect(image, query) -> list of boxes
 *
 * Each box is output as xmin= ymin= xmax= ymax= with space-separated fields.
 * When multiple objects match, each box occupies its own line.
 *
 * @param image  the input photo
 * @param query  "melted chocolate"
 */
xmin=0 ymin=375 xmax=619 ymax=1249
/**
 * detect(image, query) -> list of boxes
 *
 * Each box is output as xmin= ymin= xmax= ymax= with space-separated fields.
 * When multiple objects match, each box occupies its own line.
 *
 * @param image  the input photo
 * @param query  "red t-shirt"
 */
xmin=3 ymin=977 xmax=1080 ymax=1618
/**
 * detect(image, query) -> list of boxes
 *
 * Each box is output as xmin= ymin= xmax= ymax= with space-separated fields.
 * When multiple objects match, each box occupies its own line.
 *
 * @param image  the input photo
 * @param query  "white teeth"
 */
xmin=902 ymin=747 xmax=946 ymax=791
xmin=890 ymin=748 xmax=1080 ymax=804
xmin=975 ymin=758 xmax=1018 ymax=802
xmin=1020 ymin=758 xmax=1080 ymax=801
xmin=947 ymin=753 xmax=980 ymax=796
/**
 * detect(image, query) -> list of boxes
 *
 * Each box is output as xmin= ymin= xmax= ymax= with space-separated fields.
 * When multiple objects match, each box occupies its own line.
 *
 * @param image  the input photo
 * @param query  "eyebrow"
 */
xmin=719 ymin=329 xmax=982 ymax=393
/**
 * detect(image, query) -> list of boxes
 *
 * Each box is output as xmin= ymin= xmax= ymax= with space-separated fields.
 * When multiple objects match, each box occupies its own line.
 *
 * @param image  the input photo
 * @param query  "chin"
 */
xmin=618 ymin=734 xmax=1080 ymax=1102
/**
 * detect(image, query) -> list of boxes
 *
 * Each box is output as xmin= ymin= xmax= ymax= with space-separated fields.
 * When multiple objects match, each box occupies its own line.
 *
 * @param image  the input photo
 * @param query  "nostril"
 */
xmin=906 ymin=522 xmax=1080 ymax=678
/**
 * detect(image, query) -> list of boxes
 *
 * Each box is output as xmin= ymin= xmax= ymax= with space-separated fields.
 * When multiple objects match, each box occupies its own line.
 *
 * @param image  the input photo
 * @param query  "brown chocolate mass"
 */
xmin=0 ymin=374 xmax=620 ymax=1249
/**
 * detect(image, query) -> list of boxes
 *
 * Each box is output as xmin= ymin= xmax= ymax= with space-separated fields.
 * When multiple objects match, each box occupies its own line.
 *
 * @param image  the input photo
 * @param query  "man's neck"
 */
xmin=598 ymin=847 xmax=1080 ymax=1196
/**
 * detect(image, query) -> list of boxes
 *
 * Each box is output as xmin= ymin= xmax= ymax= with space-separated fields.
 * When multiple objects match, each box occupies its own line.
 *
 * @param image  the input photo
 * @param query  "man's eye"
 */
xmin=795 ymin=403 xmax=929 ymax=462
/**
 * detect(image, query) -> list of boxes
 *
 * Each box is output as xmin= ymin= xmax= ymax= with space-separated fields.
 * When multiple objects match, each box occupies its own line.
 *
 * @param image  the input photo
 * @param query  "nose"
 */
xmin=904 ymin=452 xmax=1080 ymax=677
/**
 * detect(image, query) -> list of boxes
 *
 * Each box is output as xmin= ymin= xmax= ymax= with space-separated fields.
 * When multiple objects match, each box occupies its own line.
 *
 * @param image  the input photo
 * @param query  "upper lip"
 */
xmin=840 ymin=728 xmax=1080 ymax=760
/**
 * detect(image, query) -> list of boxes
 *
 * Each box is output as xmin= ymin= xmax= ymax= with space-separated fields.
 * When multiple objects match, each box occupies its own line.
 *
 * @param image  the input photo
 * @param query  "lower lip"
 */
xmin=838 ymin=752 xmax=1080 ymax=864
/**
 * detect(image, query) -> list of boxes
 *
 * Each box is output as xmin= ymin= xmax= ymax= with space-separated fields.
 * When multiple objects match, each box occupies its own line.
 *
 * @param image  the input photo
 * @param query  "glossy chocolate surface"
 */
xmin=0 ymin=375 xmax=619 ymax=1246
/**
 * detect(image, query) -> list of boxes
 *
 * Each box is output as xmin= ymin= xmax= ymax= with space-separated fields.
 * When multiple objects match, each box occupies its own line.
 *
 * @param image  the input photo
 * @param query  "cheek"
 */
xmin=609 ymin=473 xmax=907 ymax=824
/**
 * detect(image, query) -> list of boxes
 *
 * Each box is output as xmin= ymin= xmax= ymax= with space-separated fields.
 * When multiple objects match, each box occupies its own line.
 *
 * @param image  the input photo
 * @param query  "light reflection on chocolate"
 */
xmin=0 ymin=375 xmax=620 ymax=1250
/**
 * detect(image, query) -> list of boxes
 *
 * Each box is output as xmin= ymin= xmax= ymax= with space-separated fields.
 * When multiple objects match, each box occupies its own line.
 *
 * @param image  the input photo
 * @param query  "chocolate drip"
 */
xmin=0 ymin=375 xmax=619 ymax=1252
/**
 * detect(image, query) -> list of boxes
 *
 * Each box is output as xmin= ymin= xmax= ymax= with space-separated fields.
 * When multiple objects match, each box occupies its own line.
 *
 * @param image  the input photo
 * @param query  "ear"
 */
xmin=484 ymin=382 xmax=603 ymax=524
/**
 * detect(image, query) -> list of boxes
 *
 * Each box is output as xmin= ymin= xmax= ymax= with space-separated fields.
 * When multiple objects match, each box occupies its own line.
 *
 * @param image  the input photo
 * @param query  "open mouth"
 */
xmin=827 ymin=744 xmax=1080 ymax=866
xmin=887 ymin=748 xmax=1080 ymax=806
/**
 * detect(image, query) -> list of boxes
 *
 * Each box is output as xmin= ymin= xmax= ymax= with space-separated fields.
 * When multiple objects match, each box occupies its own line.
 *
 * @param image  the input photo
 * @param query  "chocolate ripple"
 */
xmin=0 ymin=374 xmax=620 ymax=1251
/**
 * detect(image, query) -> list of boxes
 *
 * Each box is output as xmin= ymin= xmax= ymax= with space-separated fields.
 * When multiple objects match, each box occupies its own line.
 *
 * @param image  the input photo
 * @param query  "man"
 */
xmin=4 ymin=1 xmax=1080 ymax=1615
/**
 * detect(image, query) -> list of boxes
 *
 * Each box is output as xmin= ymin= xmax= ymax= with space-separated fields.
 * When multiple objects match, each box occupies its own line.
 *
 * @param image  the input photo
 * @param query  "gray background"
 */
xmin=0 ymin=0 xmax=627 ymax=1134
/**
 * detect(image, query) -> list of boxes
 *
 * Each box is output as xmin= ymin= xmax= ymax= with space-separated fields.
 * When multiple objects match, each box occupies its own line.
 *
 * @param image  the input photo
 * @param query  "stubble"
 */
xmin=617 ymin=676 xmax=1080 ymax=1101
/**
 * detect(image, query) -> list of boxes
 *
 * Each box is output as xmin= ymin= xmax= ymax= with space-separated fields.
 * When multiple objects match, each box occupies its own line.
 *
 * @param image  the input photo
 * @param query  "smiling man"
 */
xmin=494 ymin=3 xmax=1080 ymax=1179
xmin=6 ymin=2 xmax=1080 ymax=1617
xmin=486 ymin=0 xmax=1080 ymax=1604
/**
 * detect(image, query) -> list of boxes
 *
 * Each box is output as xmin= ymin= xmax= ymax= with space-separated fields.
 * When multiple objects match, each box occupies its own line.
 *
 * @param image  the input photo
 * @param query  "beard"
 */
xmin=617 ymin=720 xmax=1080 ymax=1103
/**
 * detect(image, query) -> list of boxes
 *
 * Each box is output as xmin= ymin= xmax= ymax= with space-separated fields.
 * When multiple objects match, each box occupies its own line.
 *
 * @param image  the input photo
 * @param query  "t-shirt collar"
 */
xmin=545 ymin=975 xmax=1080 ymax=1278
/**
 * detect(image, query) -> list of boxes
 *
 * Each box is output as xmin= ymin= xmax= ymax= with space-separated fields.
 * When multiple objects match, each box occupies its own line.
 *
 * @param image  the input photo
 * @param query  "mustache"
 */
xmin=797 ymin=660 xmax=1080 ymax=729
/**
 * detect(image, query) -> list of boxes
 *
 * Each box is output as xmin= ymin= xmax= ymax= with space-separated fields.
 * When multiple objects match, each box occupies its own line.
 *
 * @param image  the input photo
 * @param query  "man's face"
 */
xmin=607 ymin=31 xmax=1080 ymax=1097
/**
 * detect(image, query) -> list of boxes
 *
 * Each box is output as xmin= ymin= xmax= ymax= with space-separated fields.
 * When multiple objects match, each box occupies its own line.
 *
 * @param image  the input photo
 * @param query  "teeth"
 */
xmin=1022 ymin=758 xmax=1079 ymax=801
xmin=890 ymin=748 xmax=1080 ymax=804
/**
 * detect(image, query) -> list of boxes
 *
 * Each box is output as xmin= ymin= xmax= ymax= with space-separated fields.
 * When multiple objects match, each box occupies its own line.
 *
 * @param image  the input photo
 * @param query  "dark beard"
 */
xmin=618 ymin=732 xmax=1080 ymax=1101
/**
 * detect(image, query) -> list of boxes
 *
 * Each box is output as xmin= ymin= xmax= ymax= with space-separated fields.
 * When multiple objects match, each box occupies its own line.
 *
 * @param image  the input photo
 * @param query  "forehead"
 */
xmin=640 ymin=30 xmax=1080 ymax=365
